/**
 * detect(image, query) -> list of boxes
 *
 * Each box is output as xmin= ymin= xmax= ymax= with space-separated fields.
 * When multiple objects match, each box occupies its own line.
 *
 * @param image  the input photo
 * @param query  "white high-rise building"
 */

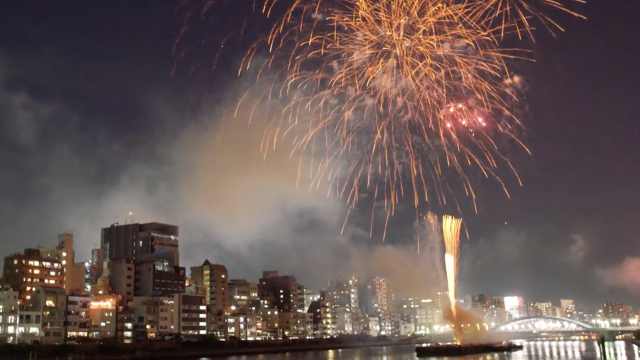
xmin=503 ymin=296 xmax=526 ymax=320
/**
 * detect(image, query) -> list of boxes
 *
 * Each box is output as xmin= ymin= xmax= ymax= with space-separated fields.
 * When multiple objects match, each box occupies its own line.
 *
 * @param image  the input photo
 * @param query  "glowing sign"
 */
xmin=90 ymin=299 xmax=115 ymax=310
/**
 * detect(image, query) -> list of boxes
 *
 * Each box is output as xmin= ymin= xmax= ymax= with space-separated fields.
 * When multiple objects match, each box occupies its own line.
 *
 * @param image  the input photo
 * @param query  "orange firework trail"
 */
xmin=467 ymin=0 xmax=587 ymax=41
xmin=184 ymin=0 xmax=585 ymax=239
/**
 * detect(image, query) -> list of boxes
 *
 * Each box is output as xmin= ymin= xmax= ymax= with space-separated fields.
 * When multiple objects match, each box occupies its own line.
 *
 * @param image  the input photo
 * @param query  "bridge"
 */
xmin=492 ymin=316 xmax=640 ymax=340
xmin=494 ymin=316 xmax=594 ymax=332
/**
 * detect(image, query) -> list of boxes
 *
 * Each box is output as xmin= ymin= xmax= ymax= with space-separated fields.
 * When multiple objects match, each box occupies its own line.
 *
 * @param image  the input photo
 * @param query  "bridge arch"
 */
xmin=494 ymin=316 xmax=593 ymax=332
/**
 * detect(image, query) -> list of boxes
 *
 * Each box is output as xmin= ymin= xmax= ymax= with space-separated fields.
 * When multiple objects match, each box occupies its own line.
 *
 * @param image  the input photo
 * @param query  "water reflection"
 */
xmin=200 ymin=340 xmax=640 ymax=360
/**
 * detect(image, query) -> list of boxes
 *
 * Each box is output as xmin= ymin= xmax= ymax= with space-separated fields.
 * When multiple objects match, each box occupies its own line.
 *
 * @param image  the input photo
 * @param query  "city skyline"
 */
xmin=0 ymin=0 xmax=639 ymax=310
xmin=0 ymin=224 xmax=633 ymax=315
xmin=0 ymin=220 xmax=638 ymax=347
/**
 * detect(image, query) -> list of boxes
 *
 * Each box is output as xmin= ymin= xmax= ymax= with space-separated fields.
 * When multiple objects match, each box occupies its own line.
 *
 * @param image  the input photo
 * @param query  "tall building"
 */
xmin=157 ymin=294 xmax=207 ymax=338
xmin=89 ymin=248 xmax=105 ymax=285
xmin=0 ymin=285 xmax=18 ymax=343
xmin=529 ymin=302 xmax=555 ymax=317
xmin=560 ymin=299 xmax=576 ymax=318
xmin=258 ymin=271 xmax=307 ymax=339
xmin=18 ymin=287 xmax=67 ymax=344
xmin=326 ymin=276 xmax=362 ymax=335
xmin=415 ymin=298 xmax=442 ymax=334
xmin=503 ymin=296 xmax=526 ymax=320
xmin=258 ymin=271 xmax=304 ymax=313
xmin=228 ymin=279 xmax=259 ymax=311
xmin=100 ymin=223 xmax=179 ymax=265
xmin=363 ymin=277 xmax=393 ymax=335
xmin=307 ymin=298 xmax=322 ymax=337
xmin=395 ymin=297 xmax=446 ymax=336
xmin=191 ymin=261 xmax=228 ymax=310
xmin=191 ymin=261 xmax=228 ymax=337
xmin=317 ymin=291 xmax=336 ymax=338
xmin=66 ymin=294 xmax=91 ymax=339
xmin=100 ymin=223 xmax=185 ymax=299
xmin=56 ymin=233 xmax=86 ymax=295
xmin=600 ymin=302 xmax=632 ymax=322
xmin=303 ymin=289 xmax=320 ymax=313
xmin=89 ymin=294 xmax=118 ymax=339
xmin=3 ymin=249 xmax=64 ymax=302
xmin=109 ymin=258 xmax=135 ymax=300
xmin=134 ymin=257 xmax=185 ymax=297
xmin=471 ymin=294 xmax=489 ymax=314
xmin=130 ymin=296 xmax=160 ymax=340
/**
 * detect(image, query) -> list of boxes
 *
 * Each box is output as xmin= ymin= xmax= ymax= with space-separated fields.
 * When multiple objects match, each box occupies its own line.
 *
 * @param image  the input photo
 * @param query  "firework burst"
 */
xmin=179 ymin=0 xmax=585 ymax=239
xmin=238 ymin=0 xmax=546 ymax=237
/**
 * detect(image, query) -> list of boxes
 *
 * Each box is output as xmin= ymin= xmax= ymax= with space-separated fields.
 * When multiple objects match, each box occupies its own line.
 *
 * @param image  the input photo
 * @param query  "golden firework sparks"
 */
xmin=467 ymin=0 xmax=587 ymax=41
xmin=442 ymin=214 xmax=462 ymax=326
xmin=186 ymin=0 xmax=585 ymax=239
xmin=239 ymin=0 xmax=543 ymax=238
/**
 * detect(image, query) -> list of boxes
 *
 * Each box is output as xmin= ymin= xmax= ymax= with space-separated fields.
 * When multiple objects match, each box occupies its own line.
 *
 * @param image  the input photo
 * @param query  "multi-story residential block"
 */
xmin=18 ymin=287 xmax=67 ymax=344
xmin=66 ymin=294 xmax=91 ymax=339
xmin=135 ymin=257 xmax=186 ymax=297
xmin=100 ymin=222 xmax=185 ymax=299
xmin=258 ymin=271 xmax=304 ymax=313
xmin=101 ymin=223 xmax=179 ymax=265
xmin=158 ymin=293 xmax=207 ymax=338
xmin=3 ymin=249 xmax=64 ymax=302
xmin=228 ymin=279 xmax=259 ymax=311
xmin=191 ymin=261 xmax=228 ymax=338
xmin=56 ymin=233 xmax=86 ymax=295
xmin=88 ymin=294 xmax=118 ymax=339
xmin=0 ymin=285 xmax=18 ymax=343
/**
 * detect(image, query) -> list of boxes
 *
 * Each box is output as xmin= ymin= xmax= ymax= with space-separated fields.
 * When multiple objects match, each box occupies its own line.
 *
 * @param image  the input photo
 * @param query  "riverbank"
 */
xmin=0 ymin=336 xmax=429 ymax=359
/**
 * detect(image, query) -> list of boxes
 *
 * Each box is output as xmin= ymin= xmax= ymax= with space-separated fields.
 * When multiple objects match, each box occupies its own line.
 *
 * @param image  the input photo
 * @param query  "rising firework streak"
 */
xmin=442 ymin=214 xmax=462 ymax=324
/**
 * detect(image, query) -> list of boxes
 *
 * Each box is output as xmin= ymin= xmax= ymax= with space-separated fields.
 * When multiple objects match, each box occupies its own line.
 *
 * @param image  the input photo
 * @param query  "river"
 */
xmin=200 ymin=340 xmax=639 ymax=360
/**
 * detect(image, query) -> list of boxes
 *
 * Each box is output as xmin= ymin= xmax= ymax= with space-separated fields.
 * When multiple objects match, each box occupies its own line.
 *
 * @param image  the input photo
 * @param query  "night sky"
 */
xmin=0 ymin=1 xmax=639 ymax=310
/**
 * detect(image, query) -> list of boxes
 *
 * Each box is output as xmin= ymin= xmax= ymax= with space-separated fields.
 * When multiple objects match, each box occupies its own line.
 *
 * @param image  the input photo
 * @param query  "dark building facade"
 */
xmin=135 ymin=258 xmax=186 ymax=297
xmin=258 ymin=271 xmax=304 ymax=313
xmin=100 ymin=223 xmax=184 ymax=299
xmin=101 ymin=223 xmax=179 ymax=265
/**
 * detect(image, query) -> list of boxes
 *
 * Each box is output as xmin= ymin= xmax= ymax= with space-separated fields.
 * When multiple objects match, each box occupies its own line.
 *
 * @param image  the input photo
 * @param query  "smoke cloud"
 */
xmin=0 ymin=56 xmax=445 ymax=295
xmin=596 ymin=258 xmax=640 ymax=296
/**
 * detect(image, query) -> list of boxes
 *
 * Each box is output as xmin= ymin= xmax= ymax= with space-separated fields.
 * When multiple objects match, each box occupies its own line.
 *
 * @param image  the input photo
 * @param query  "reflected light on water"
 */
xmin=199 ymin=340 xmax=640 ymax=360
xmin=327 ymin=349 xmax=335 ymax=360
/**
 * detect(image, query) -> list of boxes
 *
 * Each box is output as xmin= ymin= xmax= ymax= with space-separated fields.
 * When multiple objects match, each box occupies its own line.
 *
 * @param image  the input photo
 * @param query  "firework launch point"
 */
xmin=415 ymin=342 xmax=523 ymax=357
